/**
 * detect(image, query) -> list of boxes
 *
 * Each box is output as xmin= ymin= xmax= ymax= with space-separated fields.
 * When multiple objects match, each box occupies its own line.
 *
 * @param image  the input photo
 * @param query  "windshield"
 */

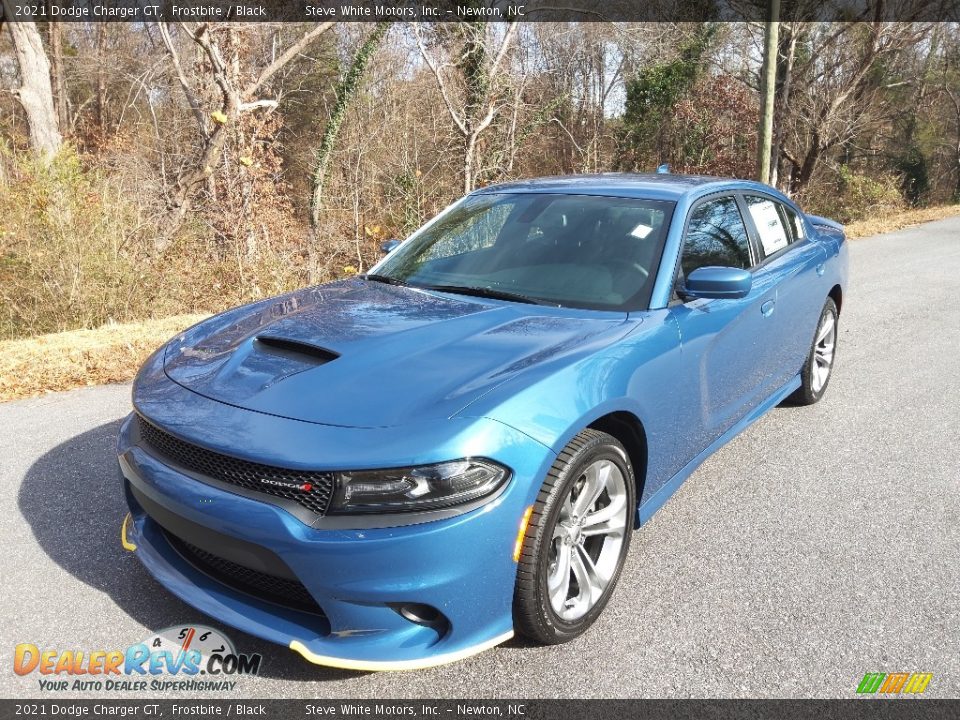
xmin=372 ymin=193 xmax=675 ymax=311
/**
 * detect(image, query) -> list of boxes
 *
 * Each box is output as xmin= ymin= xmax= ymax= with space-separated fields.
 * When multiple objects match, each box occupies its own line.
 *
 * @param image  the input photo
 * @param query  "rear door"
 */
xmin=740 ymin=193 xmax=828 ymax=389
xmin=668 ymin=195 xmax=783 ymax=462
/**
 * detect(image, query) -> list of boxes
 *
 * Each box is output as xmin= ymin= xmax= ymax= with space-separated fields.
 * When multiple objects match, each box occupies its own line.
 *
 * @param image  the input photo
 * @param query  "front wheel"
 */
xmin=789 ymin=297 xmax=839 ymax=406
xmin=513 ymin=429 xmax=635 ymax=645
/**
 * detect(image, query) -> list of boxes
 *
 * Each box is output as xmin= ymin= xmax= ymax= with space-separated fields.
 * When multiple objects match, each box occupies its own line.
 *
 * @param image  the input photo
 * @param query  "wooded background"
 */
xmin=1 ymin=18 xmax=957 ymax=340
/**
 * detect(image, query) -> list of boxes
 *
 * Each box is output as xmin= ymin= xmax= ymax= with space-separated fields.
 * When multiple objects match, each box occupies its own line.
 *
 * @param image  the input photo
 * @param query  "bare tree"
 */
xmin=2 ymin=0 xmax=62 ymax=159
xmin=415 ymin=22 xmax=519 ymax=194
xmin=937 ymin=29 xmax=960 ymax=200
xmin=780 ymin=22 xmax=930 ymax=195
xmin=156 ymin=21 xmax=334 ymax=249
xmin=770 ymin=21 xmax=798 ymax=189
xmin=95 ymin=22 xmax=108 ymax=133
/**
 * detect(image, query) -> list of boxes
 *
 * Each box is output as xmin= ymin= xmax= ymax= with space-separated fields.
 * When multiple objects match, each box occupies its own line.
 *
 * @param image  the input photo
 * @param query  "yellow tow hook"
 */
xmin=121 ymin=512 xmax=137 ymax=552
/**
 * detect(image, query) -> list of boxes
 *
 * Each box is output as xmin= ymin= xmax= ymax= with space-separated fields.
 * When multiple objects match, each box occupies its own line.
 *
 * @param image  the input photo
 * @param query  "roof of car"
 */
xmin=474 ymin=173 xmax=763 ymax=201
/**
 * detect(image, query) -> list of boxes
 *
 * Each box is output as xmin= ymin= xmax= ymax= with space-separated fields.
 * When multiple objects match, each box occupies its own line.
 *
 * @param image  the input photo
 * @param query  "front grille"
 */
xmin=165 ymin=530 xmax=324 ymax=615
xmin=137 ymin=415 xmax=335 ymax=516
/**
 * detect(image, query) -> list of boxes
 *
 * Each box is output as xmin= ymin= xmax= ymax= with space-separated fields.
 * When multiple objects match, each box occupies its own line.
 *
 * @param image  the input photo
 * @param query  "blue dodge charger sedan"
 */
xmin=118 ymin=174 xmax=847 ymax=670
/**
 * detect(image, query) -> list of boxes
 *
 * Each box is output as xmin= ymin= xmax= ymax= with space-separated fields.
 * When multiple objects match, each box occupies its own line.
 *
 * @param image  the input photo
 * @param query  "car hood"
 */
xmin=163 ymin=280 xmax=629 ymax=428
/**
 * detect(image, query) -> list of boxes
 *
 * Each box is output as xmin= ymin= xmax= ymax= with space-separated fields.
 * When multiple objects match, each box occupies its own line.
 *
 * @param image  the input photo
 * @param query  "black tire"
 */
xmin=789 ymin=297 xmax=839 ymax=406
xmin=513 ymin=429 xmax=636 ymax=645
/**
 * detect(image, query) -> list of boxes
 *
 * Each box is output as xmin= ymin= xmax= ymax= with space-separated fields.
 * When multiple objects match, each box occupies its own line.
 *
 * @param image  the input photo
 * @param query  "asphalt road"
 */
xmin=2 ymin=217 xmax=959 ymax=699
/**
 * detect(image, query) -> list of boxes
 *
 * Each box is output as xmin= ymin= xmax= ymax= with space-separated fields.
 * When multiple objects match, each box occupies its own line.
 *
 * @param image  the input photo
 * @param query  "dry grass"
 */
xmin=0 ymin=314 xmax=210 ymax=403
xmin=845 ymin=204 xmax=960 ymax=239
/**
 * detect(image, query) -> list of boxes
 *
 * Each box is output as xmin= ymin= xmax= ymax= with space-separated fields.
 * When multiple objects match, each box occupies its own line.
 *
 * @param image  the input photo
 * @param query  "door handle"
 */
xmin=761 ymin=299 xmax=776 ymax=317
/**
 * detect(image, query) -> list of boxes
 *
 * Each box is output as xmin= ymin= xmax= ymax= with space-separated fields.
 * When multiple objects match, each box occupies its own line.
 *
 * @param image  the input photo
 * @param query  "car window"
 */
xmin=680 ymin=197 xmax=752 ymax=278
xmin=744 ymin=195 xmax=792 ymax=258
xmin=781 ymin=204 xmax=804 ymax=242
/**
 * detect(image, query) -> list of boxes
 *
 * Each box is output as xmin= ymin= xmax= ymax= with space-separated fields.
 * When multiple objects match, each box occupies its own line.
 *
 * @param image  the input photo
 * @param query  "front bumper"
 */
xmin=117 ymin=400 xmax=554 ymax=670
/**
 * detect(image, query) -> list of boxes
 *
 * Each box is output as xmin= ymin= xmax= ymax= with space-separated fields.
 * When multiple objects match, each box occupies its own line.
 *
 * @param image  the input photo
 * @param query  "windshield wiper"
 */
xmin=422 ymin=284 xmax=553 ymax=306
xmin=362 ymin=273 xmax=409 ymax=287
xmin=365 ymin=275 xmax=554 ymax=306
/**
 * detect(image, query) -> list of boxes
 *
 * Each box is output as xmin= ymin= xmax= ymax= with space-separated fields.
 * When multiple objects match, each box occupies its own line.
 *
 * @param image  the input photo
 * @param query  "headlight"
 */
xmin=327 ymin=459 xmax=509 ymax=514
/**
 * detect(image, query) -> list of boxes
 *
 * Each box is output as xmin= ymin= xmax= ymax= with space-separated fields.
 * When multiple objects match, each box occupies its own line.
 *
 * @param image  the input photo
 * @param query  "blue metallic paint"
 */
xmin=162 ymin=282 xmax=632 ymax=430
xmin=118 ymin=174 xmax=848 ymax=669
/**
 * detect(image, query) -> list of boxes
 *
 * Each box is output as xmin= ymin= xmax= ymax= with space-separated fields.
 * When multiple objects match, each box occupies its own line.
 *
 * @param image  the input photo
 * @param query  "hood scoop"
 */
xmin=164 ymin=334 xmax=340 ymax=402
xmin=255 ymin=335 xmax=340 ymax=365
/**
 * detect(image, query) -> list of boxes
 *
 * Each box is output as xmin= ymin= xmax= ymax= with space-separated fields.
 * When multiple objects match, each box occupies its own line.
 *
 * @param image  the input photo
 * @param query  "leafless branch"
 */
xmin=158 ymin=22 xmax=207 ymax=135
xmin=243 ymin=22 xmax=334 ymax=100
xmin=413 ymin=26 xmax=468 ymax=136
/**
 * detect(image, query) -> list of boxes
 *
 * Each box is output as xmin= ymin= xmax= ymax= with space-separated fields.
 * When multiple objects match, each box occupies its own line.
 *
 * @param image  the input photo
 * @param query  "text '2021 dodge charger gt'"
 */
xmin=118 ymin=174 xmax=848 ymax=670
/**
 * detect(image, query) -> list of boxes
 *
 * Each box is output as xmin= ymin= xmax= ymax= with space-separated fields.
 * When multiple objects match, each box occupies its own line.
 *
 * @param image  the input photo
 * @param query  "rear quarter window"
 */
xmin=744 ymin=195 xmax=791 ymax=258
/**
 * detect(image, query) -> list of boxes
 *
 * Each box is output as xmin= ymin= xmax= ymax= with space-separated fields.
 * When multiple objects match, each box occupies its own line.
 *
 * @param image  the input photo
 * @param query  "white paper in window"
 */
xmin=748 ymin=200 xmax=789 ymax=256
xmin=630 ymin=223 xmax=653 ymax=239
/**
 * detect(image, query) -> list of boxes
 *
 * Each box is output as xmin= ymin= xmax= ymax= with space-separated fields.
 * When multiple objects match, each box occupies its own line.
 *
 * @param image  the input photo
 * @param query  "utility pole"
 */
xmin=757 ymin=0 xmax=780 ymax=184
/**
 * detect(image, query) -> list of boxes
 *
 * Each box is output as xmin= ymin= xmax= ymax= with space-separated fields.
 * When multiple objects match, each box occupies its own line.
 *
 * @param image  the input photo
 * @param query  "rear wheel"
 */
xmin=513 ymin=429 xmax=635 ymax=644
xmin=790 ymin=297 xmax=838 ymax=405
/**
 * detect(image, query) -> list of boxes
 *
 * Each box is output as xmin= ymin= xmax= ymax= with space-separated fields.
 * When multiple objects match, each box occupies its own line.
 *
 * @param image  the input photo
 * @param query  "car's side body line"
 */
xmin=636 ymin=372 xmax=802 ymax=525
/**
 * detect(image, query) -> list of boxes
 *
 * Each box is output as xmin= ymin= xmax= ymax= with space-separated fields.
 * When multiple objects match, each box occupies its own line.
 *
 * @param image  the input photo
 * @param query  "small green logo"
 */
xmin=857 ymin=672 xmax=932 ymax=695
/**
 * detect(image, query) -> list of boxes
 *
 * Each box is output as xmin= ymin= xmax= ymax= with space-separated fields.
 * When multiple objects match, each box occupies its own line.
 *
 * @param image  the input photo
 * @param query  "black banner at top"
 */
xmin=1 ymin=0 xmax=958 ymax=23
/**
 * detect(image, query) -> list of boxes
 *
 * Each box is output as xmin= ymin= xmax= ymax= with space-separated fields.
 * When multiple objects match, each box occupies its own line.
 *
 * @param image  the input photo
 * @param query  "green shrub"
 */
xmin=806 ymin=165 xmax=906 ymax=224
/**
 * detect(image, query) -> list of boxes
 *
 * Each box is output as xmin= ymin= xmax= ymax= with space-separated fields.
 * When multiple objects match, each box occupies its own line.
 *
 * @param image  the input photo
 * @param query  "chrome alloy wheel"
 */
xmin=547 ymin=459 xmax=629 ymax=621
xmin=812 ymin=311 xmax=837 ymax=393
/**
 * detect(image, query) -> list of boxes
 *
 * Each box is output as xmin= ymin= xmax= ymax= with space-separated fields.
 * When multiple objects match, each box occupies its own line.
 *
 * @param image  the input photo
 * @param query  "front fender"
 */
xmin=460 ymin=308 xmax=684 ymax=504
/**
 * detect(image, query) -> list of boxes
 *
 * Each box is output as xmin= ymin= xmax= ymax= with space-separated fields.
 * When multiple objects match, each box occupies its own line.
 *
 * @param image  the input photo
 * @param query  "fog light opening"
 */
xmin=390 ymin=603 xmax=449 ymax=636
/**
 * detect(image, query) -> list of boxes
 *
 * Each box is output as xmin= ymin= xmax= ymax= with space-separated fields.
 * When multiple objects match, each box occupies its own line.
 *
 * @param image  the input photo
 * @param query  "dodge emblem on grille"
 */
xmin=259 ymin=477 xmax=313 ymax=492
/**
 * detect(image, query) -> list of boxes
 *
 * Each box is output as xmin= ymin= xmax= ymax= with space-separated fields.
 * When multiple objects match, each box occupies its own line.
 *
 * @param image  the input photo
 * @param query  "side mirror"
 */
xmin=681 ymin=266 xmax=752 ymax=300
xmin=380 ymin=239 xmax=401 ymax=255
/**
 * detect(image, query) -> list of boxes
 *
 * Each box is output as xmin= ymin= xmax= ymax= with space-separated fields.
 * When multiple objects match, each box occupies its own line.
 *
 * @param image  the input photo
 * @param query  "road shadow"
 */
xmin=18 ymin=420 xmax=360 ymax=683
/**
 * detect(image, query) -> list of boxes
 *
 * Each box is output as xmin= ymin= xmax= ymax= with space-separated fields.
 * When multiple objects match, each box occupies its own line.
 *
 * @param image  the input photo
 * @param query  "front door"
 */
xmin=668 ymin=195 xmax=783 ymax=466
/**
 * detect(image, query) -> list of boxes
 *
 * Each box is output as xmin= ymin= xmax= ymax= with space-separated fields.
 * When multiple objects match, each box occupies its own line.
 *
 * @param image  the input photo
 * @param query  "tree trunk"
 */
xmin=96 ymin=22 xmax=108 ymax=133
xmin=954 ymin=138 xmax=960 ymax=203
xmin=157 ymin=97 xmax=235 ymax=251
xmin=771 ymin=25 xmax=796 ymax=190
xmin=792 ymin=140 xmax=823 ymax=196
xmin=464 ymin=133 xmax=477 ymax=194
xmin=156 ymin=24 xmax=240 ymax=251
xmin=756 ymin=0 xmax=780 ymax=184
xmin=47 ymin=20 xmax=69 ymax=131
xmin=2 ymin=4 xmax=62 ymax=160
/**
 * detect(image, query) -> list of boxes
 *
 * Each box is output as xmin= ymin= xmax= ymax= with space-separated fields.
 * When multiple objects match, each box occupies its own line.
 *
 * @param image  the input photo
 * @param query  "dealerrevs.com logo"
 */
xmin=13 ymin=625 xmax=262 ymax=693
